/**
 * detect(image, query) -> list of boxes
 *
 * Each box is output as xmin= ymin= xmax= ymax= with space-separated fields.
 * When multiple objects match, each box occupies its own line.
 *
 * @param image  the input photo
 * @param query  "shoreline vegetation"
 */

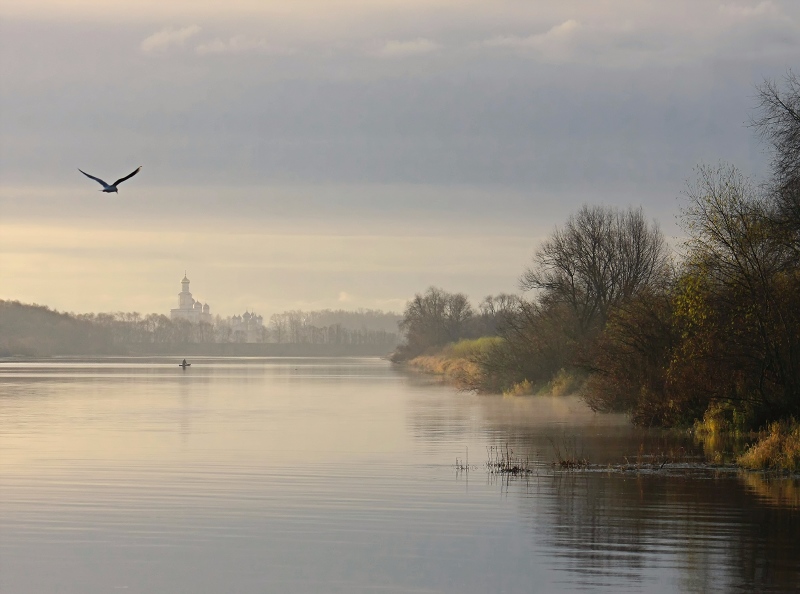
xmin=404 ymin=337 xmax=585 ymax=398
xmin=404 ymin=343 xmax=800 ymax=473
xmin=392 ymin=73 xmax=800 ymax=473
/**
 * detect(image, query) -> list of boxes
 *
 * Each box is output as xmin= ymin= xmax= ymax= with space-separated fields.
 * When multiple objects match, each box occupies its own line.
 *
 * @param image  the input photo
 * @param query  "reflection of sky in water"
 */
xmin=0 ymin=358 xmax=798 ymax=593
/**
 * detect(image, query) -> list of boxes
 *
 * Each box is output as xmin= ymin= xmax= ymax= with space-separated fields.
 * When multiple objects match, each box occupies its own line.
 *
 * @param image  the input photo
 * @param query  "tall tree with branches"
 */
xmin=520 ymin=204 xmax=670 ymax=338
xmin=752 ymin=70 xmax=800 ymax=253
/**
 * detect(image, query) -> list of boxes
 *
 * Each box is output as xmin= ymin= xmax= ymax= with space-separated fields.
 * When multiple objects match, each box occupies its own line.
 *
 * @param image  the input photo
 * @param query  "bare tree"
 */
xmin=752 ymin=70 xmax=800 ymax=252
xmin=476 ymin=293 xmax=520 ymax=335
xmin=753 ymin=70 xmax=800 ymax=188
xmin=520 ymin=204 xmax=670 ymax=336
xmin=396 ymin=287 xmax=474 ymax=358
xmin=445 ymin=293 xmax=473 ymax=340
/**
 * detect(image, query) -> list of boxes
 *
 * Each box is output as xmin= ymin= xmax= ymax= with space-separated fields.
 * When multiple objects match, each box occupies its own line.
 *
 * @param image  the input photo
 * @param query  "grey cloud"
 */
xmin=140 ymin=25 xmax=201 ymax=53
xmin=2 ymin=3 xmax=798 ymax=199
xmin=476 ymin=2 xmax=797 ymax=68
xmin=482 ymin=19 xmax=581 ymax=55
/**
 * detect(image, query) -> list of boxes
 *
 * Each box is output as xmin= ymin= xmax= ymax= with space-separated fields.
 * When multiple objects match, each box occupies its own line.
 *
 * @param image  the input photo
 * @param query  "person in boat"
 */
xmin=180 ymin=359 xmax=189 ymax=367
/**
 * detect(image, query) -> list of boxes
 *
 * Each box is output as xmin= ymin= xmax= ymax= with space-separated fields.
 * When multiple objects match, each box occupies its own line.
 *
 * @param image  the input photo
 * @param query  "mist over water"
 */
xmin=1 ymin=357 xmax=797 ymax=593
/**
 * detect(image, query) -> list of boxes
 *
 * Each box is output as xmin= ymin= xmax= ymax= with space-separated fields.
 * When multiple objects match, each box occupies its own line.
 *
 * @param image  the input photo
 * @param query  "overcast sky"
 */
xmin=1 ymin=0 xmax=798 ymax=316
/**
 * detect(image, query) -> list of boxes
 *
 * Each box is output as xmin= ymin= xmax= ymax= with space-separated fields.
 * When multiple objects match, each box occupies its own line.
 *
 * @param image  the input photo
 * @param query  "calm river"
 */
xmin=1 ymin=357 xmax=798 ymax=593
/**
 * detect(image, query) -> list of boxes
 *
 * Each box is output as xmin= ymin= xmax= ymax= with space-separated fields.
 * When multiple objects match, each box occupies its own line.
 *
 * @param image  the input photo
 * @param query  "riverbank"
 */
xmin=403 ymin=337 xmax=585 ymax=396
xmin=401 ymin=339 xmax=800 ymax=473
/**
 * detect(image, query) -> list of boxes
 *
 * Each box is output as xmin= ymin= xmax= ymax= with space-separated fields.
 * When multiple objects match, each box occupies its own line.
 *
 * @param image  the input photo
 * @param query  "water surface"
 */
xmin=1 ymin=358 xmax=798 ymax=593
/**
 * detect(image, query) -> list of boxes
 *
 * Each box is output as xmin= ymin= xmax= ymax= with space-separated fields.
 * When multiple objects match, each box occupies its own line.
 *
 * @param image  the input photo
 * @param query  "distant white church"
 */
xmin=170 ymin=274 xmax=213 ymax=323
xmin=229 ymin=310 xmax=265 ymax=342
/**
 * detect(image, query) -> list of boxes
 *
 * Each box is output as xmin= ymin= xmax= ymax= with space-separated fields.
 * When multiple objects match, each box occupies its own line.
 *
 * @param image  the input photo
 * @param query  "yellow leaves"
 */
xmin=738 ymin=419 xmax=800 ymax=471
xmin=672 ymin=273 xmax=713 ymax=340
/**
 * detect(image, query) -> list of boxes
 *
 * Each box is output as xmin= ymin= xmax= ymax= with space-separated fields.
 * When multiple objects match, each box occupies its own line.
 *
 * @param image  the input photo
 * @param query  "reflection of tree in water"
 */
xmin=407 ymin=391 xmax=707 ymax=465
xmin=740 ymin=473 xmax=799 ymax=509
xmin=516 ymin=470 xmax=800 ymax=592
xmin=406 ymin=389 xmax=800 ymax=592
xmin=728 ymin=475 xmax=800 ymax=589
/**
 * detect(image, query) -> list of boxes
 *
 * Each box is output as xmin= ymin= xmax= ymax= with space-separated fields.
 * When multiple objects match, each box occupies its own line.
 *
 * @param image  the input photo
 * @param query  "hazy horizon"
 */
xmin=2 ymin=0 xmax=798 ymax=315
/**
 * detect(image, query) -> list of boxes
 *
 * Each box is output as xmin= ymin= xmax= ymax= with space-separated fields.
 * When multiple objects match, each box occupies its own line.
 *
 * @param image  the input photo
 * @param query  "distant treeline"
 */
xmin=0 ymin=301 xmax=114 ymax=356
xmin=393 ymin=72 xmax=800 ymax=432
xmin=267 ymin=309 xmax=402 ymax=343
xmin=0 ymin=302 xmax=401 ymax=356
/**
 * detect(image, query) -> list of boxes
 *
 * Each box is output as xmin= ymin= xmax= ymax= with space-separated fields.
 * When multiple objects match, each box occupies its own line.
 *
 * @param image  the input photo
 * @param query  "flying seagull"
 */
xmin=78 ymin=166 xmax=142 ymax=193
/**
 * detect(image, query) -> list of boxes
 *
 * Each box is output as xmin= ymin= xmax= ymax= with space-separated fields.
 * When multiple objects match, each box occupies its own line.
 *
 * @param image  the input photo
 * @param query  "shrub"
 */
xmin=503 ymin=379 xmax=534 ymax=397
xmin=738 ymin=419 xmax=800 ymax=471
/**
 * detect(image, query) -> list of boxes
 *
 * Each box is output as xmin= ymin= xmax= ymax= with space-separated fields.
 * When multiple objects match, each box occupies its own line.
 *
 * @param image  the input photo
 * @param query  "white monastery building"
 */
xmin=230 ymin=310 xmax=265 ymax=342
xmin=170 ymin=274 xmax=212 ymax=323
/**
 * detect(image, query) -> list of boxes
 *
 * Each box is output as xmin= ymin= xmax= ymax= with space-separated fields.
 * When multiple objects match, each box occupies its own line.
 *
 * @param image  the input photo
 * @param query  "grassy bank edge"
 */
xmin=403 ymin=337 xmax=585 ymax=396
xmin=403 ymin=339 xmax=800 ymax=473
xmin=735 ymin=419 xmax=800 ymax=472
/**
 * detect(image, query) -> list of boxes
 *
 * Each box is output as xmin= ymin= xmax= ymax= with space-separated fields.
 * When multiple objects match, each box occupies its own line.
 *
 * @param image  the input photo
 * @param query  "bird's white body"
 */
xmin=79 ymin=166 xmax=142 ymax=193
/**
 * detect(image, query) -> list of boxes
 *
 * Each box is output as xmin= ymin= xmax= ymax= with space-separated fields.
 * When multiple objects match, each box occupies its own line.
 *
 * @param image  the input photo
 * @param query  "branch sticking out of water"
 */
xmin=486 ymin=444 xmax=532 ymax=475
xmin=455 ymin=447 xmax=475 ymax=472
xmin=548 ymin=436 xmax=589 ymax=470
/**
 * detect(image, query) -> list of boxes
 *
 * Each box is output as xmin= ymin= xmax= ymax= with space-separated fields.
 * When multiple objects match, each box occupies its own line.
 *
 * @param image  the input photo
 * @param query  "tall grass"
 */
xmin=407 ymin=337 xmax=503 ymax=391
xmin=737 ymin=419 xmax=800 ymax=472
xmin=408 ymin=337 xmax=587 ymax=396
xmin=444 ymin=336 xmax=505 ymax=359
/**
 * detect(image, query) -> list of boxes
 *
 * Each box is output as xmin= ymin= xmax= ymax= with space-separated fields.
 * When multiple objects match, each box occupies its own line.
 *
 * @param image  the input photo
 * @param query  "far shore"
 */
xmin=0 ymin=343 xmax=394 ymax=359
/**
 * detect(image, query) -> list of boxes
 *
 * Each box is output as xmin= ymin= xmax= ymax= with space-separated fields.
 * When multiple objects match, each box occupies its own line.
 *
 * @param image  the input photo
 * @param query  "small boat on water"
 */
xmin=179 ymin=359 xmax=191 ymax=368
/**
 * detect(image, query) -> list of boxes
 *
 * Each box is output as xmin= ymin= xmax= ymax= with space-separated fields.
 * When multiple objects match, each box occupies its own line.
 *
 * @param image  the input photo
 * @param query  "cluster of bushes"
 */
xmin=588 ymin=164 xmax=799 ymax=429
xmin=585 ymin=74 xmax=800 ymax=430
xmin=394 ymin=72 xmax=800 ymax=435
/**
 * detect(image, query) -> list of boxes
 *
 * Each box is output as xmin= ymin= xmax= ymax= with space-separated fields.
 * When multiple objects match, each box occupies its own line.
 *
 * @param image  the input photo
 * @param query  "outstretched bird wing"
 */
xmin=78 ymin=169 xmax=110 ymax=188
xmin=112 ymin=166 xmax=142 ymax=187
